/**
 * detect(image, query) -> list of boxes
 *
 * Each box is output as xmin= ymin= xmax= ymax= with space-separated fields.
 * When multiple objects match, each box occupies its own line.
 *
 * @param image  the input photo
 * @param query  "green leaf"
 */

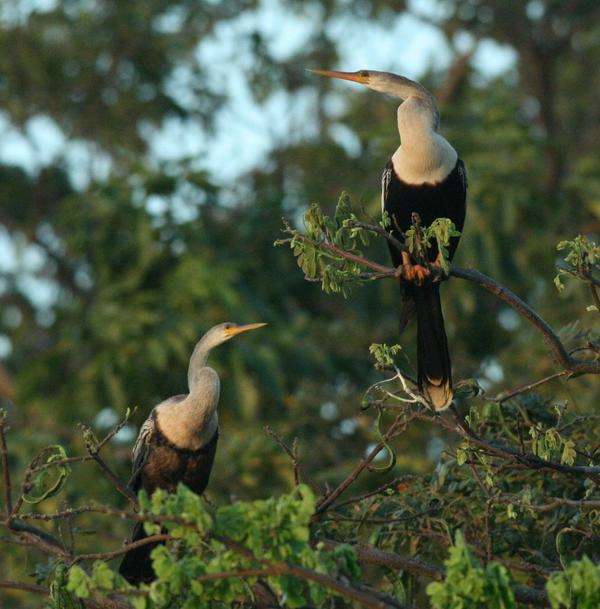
xmin=456 ymin=448 xmax=467 ymax=466
xmin=547 ymin=556 xmax=600 ymax=609
xmin=427 ymin=531 xmax=515 ymax=609
xmin=561 ymin=440 xmax=576 ymax=465
xmin=131 ymin=597 xmax=148 ymax=609
xmin=66 ymin=566 xmax=91 ymax=598
xmin=91 ymin=561 xmax=115 ymax=590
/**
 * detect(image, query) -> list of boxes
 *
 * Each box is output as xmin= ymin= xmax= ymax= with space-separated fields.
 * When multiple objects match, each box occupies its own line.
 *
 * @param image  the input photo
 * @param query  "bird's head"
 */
xmin=204 ymin=322 xmax=267 ymax=349
xmin=308 ymin=68 xmax=439 ymax=130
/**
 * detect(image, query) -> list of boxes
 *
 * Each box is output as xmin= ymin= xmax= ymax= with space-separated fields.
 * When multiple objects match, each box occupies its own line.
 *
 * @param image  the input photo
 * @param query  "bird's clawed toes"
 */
xmin=397 ymin=262 xmax=431 ymax=286
xmin=412 ymin=264 xmax=430 ymax=284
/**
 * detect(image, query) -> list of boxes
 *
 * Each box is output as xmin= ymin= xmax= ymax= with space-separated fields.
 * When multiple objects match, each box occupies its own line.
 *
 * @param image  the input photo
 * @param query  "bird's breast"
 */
xmin=392 ymin=133 xmax=457 ymax=186
xmin=142 ymin=429 xmax=219 ymax=495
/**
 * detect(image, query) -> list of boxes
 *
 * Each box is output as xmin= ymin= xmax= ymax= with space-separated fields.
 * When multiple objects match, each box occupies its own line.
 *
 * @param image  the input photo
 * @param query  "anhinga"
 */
xmin=310 ymin=69 xmax=467 ymax=410
xmin=119 ymin=322 xmax=267 ymax=585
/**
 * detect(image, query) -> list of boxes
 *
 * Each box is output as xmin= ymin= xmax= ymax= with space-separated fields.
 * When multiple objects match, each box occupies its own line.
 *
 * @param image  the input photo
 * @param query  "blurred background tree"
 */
xmin=0 ymin=0 xmax=598 ymax=606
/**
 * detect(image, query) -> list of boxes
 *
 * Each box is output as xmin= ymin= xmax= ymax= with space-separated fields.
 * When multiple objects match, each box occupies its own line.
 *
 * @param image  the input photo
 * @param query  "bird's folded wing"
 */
xmin=128 ymin=414 xmax=155 ymax=492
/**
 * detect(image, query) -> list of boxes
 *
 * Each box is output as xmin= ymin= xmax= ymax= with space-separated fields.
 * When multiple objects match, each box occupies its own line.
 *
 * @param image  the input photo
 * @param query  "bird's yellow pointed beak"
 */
xmin=225 ymin=323 xmax=267 ymax=337
xmin=307 ymin=68 xmax=369 ymax=85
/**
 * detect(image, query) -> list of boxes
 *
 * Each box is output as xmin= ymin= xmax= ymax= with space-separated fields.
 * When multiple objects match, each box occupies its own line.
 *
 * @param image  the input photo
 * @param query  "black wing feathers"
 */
xmin=382 ymin=159 xmax=467 ymax=410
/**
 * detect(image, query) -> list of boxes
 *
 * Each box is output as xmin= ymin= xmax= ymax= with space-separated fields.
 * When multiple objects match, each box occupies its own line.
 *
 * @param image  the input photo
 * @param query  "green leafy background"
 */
xmin=0 ymin=0 xmax=599 ymax=607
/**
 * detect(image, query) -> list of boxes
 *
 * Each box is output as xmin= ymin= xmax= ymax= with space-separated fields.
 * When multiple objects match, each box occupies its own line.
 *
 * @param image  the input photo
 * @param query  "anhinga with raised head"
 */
xmin=310 ymin=69 xmax=467 ymax=411
xmin=119 ymin=321 xmax=267 ymax=585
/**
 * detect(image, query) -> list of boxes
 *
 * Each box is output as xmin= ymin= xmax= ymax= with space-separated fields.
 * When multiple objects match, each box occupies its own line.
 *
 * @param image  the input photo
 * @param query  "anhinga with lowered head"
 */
xmin=119 ymin=321 xmax=267 ymax=585
xmin=310 ymin=69 xmax=467 ymax=411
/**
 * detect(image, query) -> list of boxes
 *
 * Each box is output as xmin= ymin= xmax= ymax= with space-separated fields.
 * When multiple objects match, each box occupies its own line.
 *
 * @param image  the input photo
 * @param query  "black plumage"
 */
xmin=308 ymin=68 xmax=467 ymax=410
xmin=382 ymin=159 xmax=467 ymax=408
xmin=118 ymin=411 xmax=219 ymax=585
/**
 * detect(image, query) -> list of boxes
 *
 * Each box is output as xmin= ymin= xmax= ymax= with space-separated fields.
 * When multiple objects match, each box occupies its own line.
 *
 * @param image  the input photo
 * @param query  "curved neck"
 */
xmin=187 ymin=340 xmax=211 ymax=393
xmin=393 ymin=101 xmax=457 ymax=185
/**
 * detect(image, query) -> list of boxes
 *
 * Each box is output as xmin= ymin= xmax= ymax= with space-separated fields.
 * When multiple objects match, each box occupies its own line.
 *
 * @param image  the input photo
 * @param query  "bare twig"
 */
xmin=30 ymin=411 xmax=136 ymax=476
xmin=71 ymin=533 xmax=172 ymax=564
xmin=264 ymin=426 xmax=300 ymax=486
xmin=315 ymin=414 xmax=415 ymax=515
xmin=30 ymin=454 xmax=94 ymax=475
xmin=332 ymin=475 xmax=415 ymax=509
xmin=346 ymin=219 xmax=406 ymax=254
xmin=96 ymin=408 xmax=137 ymax=450
xmin=484 ymin=499 xmax=494 ymax=565
xmin=488 ymin=370 xmax=569 ymax=403
xmin=81 ymin=425 xmax=137 ymax=505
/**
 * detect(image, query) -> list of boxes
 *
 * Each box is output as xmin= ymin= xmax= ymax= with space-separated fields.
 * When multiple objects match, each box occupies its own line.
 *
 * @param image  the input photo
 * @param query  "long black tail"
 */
xmin=411 ymin=283 xmax=453 ymax=410
xmin=118 ymin=521 xmax=162 ymax=585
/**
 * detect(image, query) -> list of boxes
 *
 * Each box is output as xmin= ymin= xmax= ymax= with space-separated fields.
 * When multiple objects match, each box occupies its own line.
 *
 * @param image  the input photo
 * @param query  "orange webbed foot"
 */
xmin=397 ymin=250 xmax=432 ymax=285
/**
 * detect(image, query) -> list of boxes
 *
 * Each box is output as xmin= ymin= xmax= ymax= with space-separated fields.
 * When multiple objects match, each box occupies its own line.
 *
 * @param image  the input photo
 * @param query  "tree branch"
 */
xmin=419 ymin=409 xmax=600 ymax=484
xmin=0 ymin=413 xmax=12 ymax=517
xmin=322 ymin=541 xmax=550 ymax=607
xmin=9 ymin=520 xmax=71 ymax=558
xmin=0 ymin=578 xmax=132 ymax=609
xmin=213 ymin=532 xmax=407 ymax=609
xmin=315 ymin=414 xmax=415 ymax=514
xmin=72 ymin=533 xmax=173 ymax=564
xmin=449 ymin=267 xmax=599 ymax=376
xmin=192 ymin=563 xmax=407 ymax=609
xmin=81 ymin=424 xmax=137 ymax=505
xmin=291 ymin=234 xmax=599 ymax=377
xmin=487 ymin=370 xmax=570 ymax=403
xmin=0 ymin=579 xmax=48 ymax=595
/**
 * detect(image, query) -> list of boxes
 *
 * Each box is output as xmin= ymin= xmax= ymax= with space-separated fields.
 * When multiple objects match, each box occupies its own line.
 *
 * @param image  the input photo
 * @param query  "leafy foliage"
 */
xmin=1 ymin=1 xmax=600 ymax=608
xmin=546 ymin=557 xmax=600 ymax=609
xmin=404 ymin=218 xmax=462 ymax=273
xmin=554 ymin=236 xmax=600 ymax=311
xmin=279 ymin=195 xmax=461 ymax=295
xmin=277 ymin=193 xmax=372 ymax=296
xmin=426 ymin=531 xmax=514 ymax=609
xmin=66 ymin=484 xmax=360 ymax=608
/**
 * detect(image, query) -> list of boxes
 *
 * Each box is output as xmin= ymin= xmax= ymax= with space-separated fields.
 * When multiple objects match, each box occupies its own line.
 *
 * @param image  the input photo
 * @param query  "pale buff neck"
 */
xmin=155 ymin=367 xmax=220 ymax=450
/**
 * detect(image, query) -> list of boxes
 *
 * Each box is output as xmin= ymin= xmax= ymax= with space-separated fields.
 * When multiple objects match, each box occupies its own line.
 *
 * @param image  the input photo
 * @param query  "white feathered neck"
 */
xmin=391 ymin=96 xmax=457 ymax=185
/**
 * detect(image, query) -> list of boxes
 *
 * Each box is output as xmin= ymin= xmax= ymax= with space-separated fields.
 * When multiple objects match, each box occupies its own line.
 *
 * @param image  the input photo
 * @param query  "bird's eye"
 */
xmin=359 ymin=70 xmax=369 ymax=78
